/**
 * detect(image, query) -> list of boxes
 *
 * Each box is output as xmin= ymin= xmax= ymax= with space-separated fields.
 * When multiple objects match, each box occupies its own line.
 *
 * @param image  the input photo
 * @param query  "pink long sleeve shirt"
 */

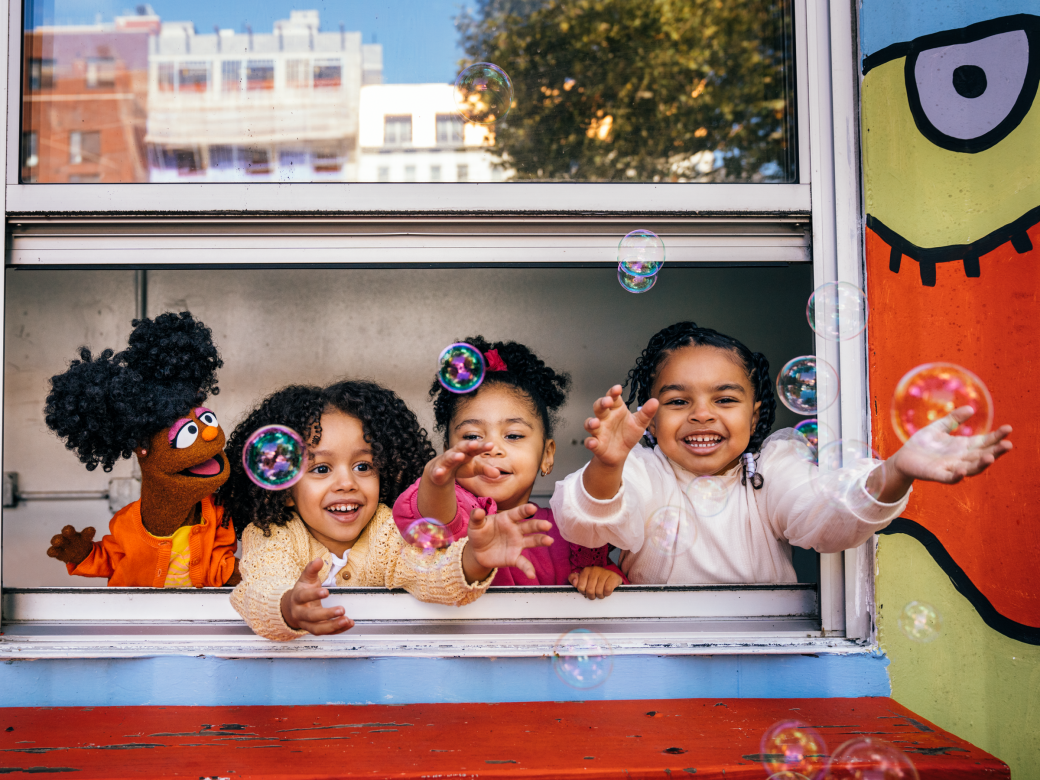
xmin=392 ymin=479 xmax=627 ymax=587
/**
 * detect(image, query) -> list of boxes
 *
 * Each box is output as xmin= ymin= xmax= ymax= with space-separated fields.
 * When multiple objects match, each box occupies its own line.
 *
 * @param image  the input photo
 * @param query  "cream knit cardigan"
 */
xmin=230 ymin=503 xmax=495 ymax=640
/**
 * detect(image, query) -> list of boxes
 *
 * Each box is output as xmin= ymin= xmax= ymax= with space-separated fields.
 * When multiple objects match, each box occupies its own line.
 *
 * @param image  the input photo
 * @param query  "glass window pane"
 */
xmin=21 ymin=0 xmax=796 ymax=184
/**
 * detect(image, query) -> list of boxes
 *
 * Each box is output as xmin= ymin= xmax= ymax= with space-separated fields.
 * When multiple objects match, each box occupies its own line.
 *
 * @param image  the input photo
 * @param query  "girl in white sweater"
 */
xmin=551 ymin=322 xmax=1012 ymax=584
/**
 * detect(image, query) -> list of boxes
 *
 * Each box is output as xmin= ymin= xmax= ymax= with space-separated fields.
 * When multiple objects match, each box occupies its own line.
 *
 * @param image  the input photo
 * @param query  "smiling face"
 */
xmin=449 ymin=383 xmax=555 ymax=511
xmin=138 ymin=406 xmax=230 ymax=509
xmin=287 ymin=411 xmax=381 ymax=557
xmin=648 ymin=345 xmax=761 ymax=477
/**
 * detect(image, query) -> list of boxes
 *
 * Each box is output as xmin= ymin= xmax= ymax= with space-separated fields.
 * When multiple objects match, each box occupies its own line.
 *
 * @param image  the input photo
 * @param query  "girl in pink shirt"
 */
xmin=394 ymin=337 xmax=626 ymax=598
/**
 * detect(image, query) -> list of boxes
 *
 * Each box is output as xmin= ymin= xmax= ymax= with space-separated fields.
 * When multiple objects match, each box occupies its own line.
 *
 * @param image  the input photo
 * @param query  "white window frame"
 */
xmin=0 ymin=0 xmax=875 ymax=658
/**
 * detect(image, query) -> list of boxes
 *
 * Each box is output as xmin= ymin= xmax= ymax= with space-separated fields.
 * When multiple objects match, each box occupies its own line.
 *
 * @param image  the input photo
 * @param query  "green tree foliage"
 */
xmin=457 ymin=0 xmax=796 ymax=182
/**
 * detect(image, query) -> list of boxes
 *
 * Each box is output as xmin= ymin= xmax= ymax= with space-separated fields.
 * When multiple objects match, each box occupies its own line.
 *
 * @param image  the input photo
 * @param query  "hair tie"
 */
xmin=485 ymin=349 xmax=508 ymax=372
xmin=742 ymin=452 xmax=756 ymax=477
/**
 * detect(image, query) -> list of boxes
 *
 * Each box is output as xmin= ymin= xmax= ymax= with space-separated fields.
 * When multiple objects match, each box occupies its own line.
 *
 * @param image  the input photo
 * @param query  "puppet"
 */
xmin=43 ymin=311 xmax=240 ymax=587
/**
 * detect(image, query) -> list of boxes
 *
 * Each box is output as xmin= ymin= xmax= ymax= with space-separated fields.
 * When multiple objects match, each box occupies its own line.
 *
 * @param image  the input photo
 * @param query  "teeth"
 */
xmin=327 ymin=504 xmax=359 ymax=513
xmin=685 ymin=435 xmax=722 ymax=445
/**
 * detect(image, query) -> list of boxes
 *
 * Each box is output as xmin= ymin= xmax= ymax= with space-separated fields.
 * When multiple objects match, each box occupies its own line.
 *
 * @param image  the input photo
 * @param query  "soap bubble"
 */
xmin=618 ymin=266 xmax=658 ymax=293
xmin=243 ymin=425 xmax=307 ymax=490
xmin=776 ymin=356 xmax=840 ymax=415
xmin=686 ymin=476 xmax=730 ymax=517
xmin=814 ymin=439 xmax=882 ymax=507
xmin=891 ymin=363 xmax=993 ymax=443
xmin=399 ymin=518 xmax=452 ymax=572
xmin=898 ymin=601 xmax=942 ymax=643
xmin=826 ymin=738 xmax=919 ymax=780
xmin=760 ymin=720 xmax=828 ymax=778
xmin=807 ymin=282 xmax=868 ymax=342
xmin=438 ymin=342 xmax=486 ymax=394
xmin=645 ymin=505 xmax=696 ymax=556
xmin=618 ymin=229 xmax=665 ymax=277
xmin=793 ymin=418 xmax=835 ymax=460
xmin=552 ymin=628 xmax=613 ymax=689
xmin=454 ymin=63 xmax=513 ymax=124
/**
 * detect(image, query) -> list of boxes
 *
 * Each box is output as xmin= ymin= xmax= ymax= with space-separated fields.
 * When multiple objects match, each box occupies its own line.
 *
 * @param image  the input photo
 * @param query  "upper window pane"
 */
xmin=20 ymin=0 xmax=797 ymax=184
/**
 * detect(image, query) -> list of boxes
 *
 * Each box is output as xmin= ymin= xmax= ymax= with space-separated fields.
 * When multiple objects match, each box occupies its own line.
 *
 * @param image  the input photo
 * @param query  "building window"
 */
xmin=21 ymin=132 xmax=38 ymax=171
xmin=178 ymin=62 xmax=209 ymax=93
xmin=68 ymin=131 xmax=101 ymax=164
xmin=243 ymin=147 xmax=272 ymax=174
xmin=209 ymin=145 xmax=235 ymax=170
xmin=246 ymin=60 xmax=275 ymax=91
xmin=158 ymin=62 xmax=175 ymax=92
xmin=457 ymin=163 xmax=469 ymax=182
xmin=436 ymin=114 xmax=464 ymax=145
xmin=313 ymin=59 xmax=342 ymax=88
xmin=286 ymin=59 xmax=309 ymax=89
xmin=28 ymin=58 xmax=55 ymax=90
xmin=221 ymin=61 xmax=242 ymax=92
xmin=174 ymin=149 xmax=200 ymax=175
xmin=384 ymin=115 xmax=412 ymax=146
xmin=313 ymin=148 xmax=343 ymax=173
xmin=85 ymin=57 xmax=116 ymax=88
xmin=430 ymin=164 xmax=442 ymax=182
xmin=404 ymin=164 xmax=416 ymax=182
xmin=377 ymin=165 xmax=390 ymax=182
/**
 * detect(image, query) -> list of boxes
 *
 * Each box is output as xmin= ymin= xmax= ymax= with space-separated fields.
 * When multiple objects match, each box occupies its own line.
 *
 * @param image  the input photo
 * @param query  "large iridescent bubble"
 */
xmin=807 ymin=282 xmax=868 ymax=341
xmin=454 ymin=63 xmax=513 ymax=124
xmin=776 ymin=356 xmax=840 ymax=415
xmin=759 ymin=720 xmax=828 ymax=778
xmin=618 ymin=229 xmax=665 ymax=277
xmin=891 ymin=363 xmax=993 ymax=442
xmin=645 ymin=505 xmax=696 ymax=556
xmin=438 ymin=343 xmax=486 ymax=394
xmin=826 ymin=738 xmax=919 ymax=780
xmin=686 ymin=476 xmax=730 ymax=517
xmin=399 ymin=517 xmax=453 ymax=573
xmin=552 ymin=628 xmax=614 ymax=689
xmin=618 ymin=266 xmax=658 ymax=293
xmin=243 ymin=425 xmax=308 ymax=490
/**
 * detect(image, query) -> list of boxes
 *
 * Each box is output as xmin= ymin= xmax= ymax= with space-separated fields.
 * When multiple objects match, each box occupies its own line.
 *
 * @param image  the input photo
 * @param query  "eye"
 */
xmin=172 ymin=422 xmax=199 ymax=449
xmin=505 ymin=433 xmax=524 ymax=441
xmin=462 ymin=432 xmax=482 ymax=440
xmin=907 ymin=23 xmax=1038 ymax=153
xmin=310 ymin=464 xmax=330 ymax=474
xmin=198 ymin=411 xmax=218 ymax=428
xmin=355 ymin=462 xmax=373 ymax=473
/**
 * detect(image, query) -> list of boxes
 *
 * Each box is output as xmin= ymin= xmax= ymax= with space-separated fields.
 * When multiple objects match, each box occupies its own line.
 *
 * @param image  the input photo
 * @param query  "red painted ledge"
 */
xmin=0 ymin=698 xmax=1008 ymax=778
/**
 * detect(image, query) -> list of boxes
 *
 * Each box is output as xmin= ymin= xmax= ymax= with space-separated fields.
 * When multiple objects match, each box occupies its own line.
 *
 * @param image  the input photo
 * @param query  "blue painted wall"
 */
xmin=0 ymin=654 xmax=890 ymax=707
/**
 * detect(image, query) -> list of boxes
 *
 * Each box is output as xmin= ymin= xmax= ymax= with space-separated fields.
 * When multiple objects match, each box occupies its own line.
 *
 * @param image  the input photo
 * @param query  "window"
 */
xmin=158 ymin=62 xmax=175 ymax=92
xmin=313 ymin=148 xmax=343 ymax=173
xmin=221 ymin=60 xmax=242 ymax=92
xmin=85 ymin=57 xmax=116 ymax=88
xmin=456 ymin=163 xmax=469 ymax=182
xmin=286 ymin=58 xmax=309 ymax=89
xmin=377 ymin=165 xmax=390 ymax=182
xmin=68 ymin=131 xmax=101 ymax=164
xmin=28 ymin=58 xmax=55 ymax=90
xmin=246 ymin=60 xmax=275 ymax=91
xmin=21 ymin=131 xmax=38 ymax=172
xmin=384 ymin=115 xmax=412 ymax=146
xmin=313 ymin=59 xmax=341 ymax=88
xmin=243 ymin=147 xmax=272 ymax=174
xmin=430 ymin=164 xmax=441 ymax=182
xmin=208 ymin=145 xmax=235 ymax=170
xmin=436 ymin=114 xmax=464 ymax=145
xmin=404 ymin=164 xmax=416 ymax=182
xmin=177 ymin=61 xmax=208 ymax=93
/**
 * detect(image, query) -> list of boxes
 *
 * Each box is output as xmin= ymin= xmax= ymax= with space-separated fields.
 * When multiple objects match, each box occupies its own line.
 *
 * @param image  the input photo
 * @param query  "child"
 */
xmin=222 ymin=380 xmax=552 ymax=640
xmin=393 ymin=337 xmax=627 ymax=599
xmin=551 ymin=322 xmax=1012 ymax=584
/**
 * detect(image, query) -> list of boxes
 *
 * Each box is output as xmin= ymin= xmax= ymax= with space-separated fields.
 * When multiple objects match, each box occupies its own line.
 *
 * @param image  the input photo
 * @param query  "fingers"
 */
xmin=46 ymin=546 xmax=62 ymax=559
xmin=591 ymin=386 xmax=624 ymax=417
xmin=568 ymin=571 xmax=580 ymax=588
xmin=518 ymin=533 xmax=554 ymax=550
xmin=468 ymin=507 xmax=487 ymax=529
xmin=472 ymin=460 xmax=502 ymax=479
xmin=633 ymin=398 xmax=659 ymax=428
xmin=298 ymin=558 xmax=325 ymax=586
xmin=301 ymin=615 xmax=355 ymax=636
xmin=498 ymin=502 xmax=539 ymax=524
xmin=61 ymin=525 xmax=78 ymax=538
xmin=938 ymin=405 xmax=977 ymax=434
xmin=513 ymin=555 xmax=537 ymax=580
xmin=430 ymin=442 xmax=494 ymax=484
xmin=50 ymin=533 xmax=68 ymax=548
xmin=82 ymin=527 xmax=96 ymax=543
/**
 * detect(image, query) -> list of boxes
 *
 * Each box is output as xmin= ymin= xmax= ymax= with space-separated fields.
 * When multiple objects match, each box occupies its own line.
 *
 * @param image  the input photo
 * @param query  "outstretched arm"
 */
xmin=46 ymin=525 xmax=96 ymax=567
xmin=867 ymin=406 xmax=1013 ymax=502
xmin=582 ymin=385 xmax=659 ymax=500
xmin=417 ymin=440 xmax=502 ymax=524
xmin=461 ymin=503 xmax=554 ymax=583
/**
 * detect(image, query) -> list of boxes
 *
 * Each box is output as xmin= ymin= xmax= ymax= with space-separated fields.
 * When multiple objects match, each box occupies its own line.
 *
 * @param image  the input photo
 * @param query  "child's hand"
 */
xmin=280 ymin=558 xmax=355 ymax=636
xmin=568 ymin=566 xmax=623 ymax=600
xmin=584 ymin=385 xmax=659 ymax=468
xmin=869 ymin=406 xmax=1013 ymax=501
xmin=462 ymin=503 xmax=553 ymax=582
xmin=426 ymin=440 xmax=502 ymax=486
xmin=46 ymin=525 xmax=95 ymax=566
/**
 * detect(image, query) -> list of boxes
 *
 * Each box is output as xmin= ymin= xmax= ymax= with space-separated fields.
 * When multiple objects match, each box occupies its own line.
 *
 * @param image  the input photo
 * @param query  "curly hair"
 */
xmin=624 ymin=321 xmax=776 ymax=489
xmin=218 ymin=380 xmax=437 ymax=538
xmin=43 ymin=312 xmax=223 ymax=472
xmin=429 ymin=336 xmax=571 ymax=446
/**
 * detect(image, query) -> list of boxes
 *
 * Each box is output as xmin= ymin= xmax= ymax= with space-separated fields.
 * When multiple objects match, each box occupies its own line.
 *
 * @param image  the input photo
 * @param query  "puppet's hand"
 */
xmin=224 ymin=558 xmax=242 ymax=587
xmin=47 ymin=525 xmax=95 ymax=566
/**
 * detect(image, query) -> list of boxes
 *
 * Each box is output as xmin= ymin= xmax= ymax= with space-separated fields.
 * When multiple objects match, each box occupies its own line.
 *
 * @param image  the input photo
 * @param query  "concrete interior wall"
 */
xmin=3 ymin=264 xmax=814 ymax=586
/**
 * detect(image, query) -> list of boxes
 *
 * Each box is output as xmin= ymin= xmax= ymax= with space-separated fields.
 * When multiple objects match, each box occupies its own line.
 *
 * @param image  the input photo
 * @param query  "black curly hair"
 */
xmin=429 ymin=337 xmax=571 ymax=447
xmin=218 ymin=379 xmax=437 ymax=538
xmin=624 ymin=321 xmax=776 ymax=489
xmin=44 ymin=311 xmax=223 ymax=473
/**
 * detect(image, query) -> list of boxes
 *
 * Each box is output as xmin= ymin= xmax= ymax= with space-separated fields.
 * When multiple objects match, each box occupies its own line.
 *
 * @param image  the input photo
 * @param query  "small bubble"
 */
xmin=438 ymin=342 xmax=486 ymax=394
xmin=552 ymin=629 xmax=613 ymax=689
xmin=645 ymin=505 xmax=696 ymax=555
xmin=242 ymin=425 xmax=307 ymax=490
xmin=806 ymin=282 xmax=868 ymax=341
xmin=618 ymin=266 xmax=658 ymax=293
xmin=898 ymin=601 xmax=942 ymax=643
xmin=454 ymin=63 xmax=513 ymax=124
xmin=776 ymin=356 xmax=840 ymax=415
xmin=618 ymin=229 xmax=665 ymax=277
xmin=759 ymin=720 xmax=828 ymax=777
xmin=399 ymin=518 xmax=453 ymax=573
xmin=686 ymin=476 xmax=730 ymax=517
xmin=826 ymin=737 xmax=919 ymax=780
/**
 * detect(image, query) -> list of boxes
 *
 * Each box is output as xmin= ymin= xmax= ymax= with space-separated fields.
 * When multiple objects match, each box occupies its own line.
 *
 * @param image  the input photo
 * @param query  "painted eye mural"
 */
xmin=862 ymin=8 xmax=1040 ymax=644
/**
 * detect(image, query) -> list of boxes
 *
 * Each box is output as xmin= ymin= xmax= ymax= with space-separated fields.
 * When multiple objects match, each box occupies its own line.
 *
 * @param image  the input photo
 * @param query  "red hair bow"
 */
xmin=485 ymin=349 xmax=508 ymax=372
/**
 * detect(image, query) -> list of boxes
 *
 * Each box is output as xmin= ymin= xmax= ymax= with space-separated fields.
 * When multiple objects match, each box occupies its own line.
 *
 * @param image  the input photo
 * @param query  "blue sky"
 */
xmin=31 ymin=0 xmax=469 ymax=83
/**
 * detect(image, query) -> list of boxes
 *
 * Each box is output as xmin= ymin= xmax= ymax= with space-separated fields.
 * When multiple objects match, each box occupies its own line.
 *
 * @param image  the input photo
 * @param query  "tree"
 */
xmin=457 ymin=0 xmax=797 ymax=182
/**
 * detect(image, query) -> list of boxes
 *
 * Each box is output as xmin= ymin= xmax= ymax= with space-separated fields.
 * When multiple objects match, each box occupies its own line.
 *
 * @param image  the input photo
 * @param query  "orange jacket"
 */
xmin=69 ymin=496 xmax=237 ymax=587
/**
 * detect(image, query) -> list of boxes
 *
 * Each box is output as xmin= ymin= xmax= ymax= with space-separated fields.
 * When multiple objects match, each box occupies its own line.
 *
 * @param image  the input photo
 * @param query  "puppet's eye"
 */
xmin=198 ymin=411 xmax=218 ymax=428
xmin=173 ymin=422 xmax=200 ymax=449
xmin=908 ymin=27 xmax=1034 ymax=152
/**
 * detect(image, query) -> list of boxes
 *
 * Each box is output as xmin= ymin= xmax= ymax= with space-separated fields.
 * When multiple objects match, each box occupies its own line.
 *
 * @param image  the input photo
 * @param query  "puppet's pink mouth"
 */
xmin=183 ymin=457 xmax=223 ymax=477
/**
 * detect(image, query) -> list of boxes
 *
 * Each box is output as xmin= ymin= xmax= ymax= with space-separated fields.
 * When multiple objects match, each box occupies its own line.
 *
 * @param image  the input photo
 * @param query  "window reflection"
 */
xmin=21 ymin=1 xmax=796 ymax=183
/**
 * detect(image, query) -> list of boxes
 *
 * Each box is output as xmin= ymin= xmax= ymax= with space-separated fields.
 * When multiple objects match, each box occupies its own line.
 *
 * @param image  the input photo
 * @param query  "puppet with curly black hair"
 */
xmin=43 ymin=311 xmax=240 ymax=587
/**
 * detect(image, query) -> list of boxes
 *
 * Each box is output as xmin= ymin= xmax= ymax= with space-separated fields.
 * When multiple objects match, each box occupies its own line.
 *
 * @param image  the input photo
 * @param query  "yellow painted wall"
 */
xmin=878 ymin=534 xmax=1040 ymax=778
